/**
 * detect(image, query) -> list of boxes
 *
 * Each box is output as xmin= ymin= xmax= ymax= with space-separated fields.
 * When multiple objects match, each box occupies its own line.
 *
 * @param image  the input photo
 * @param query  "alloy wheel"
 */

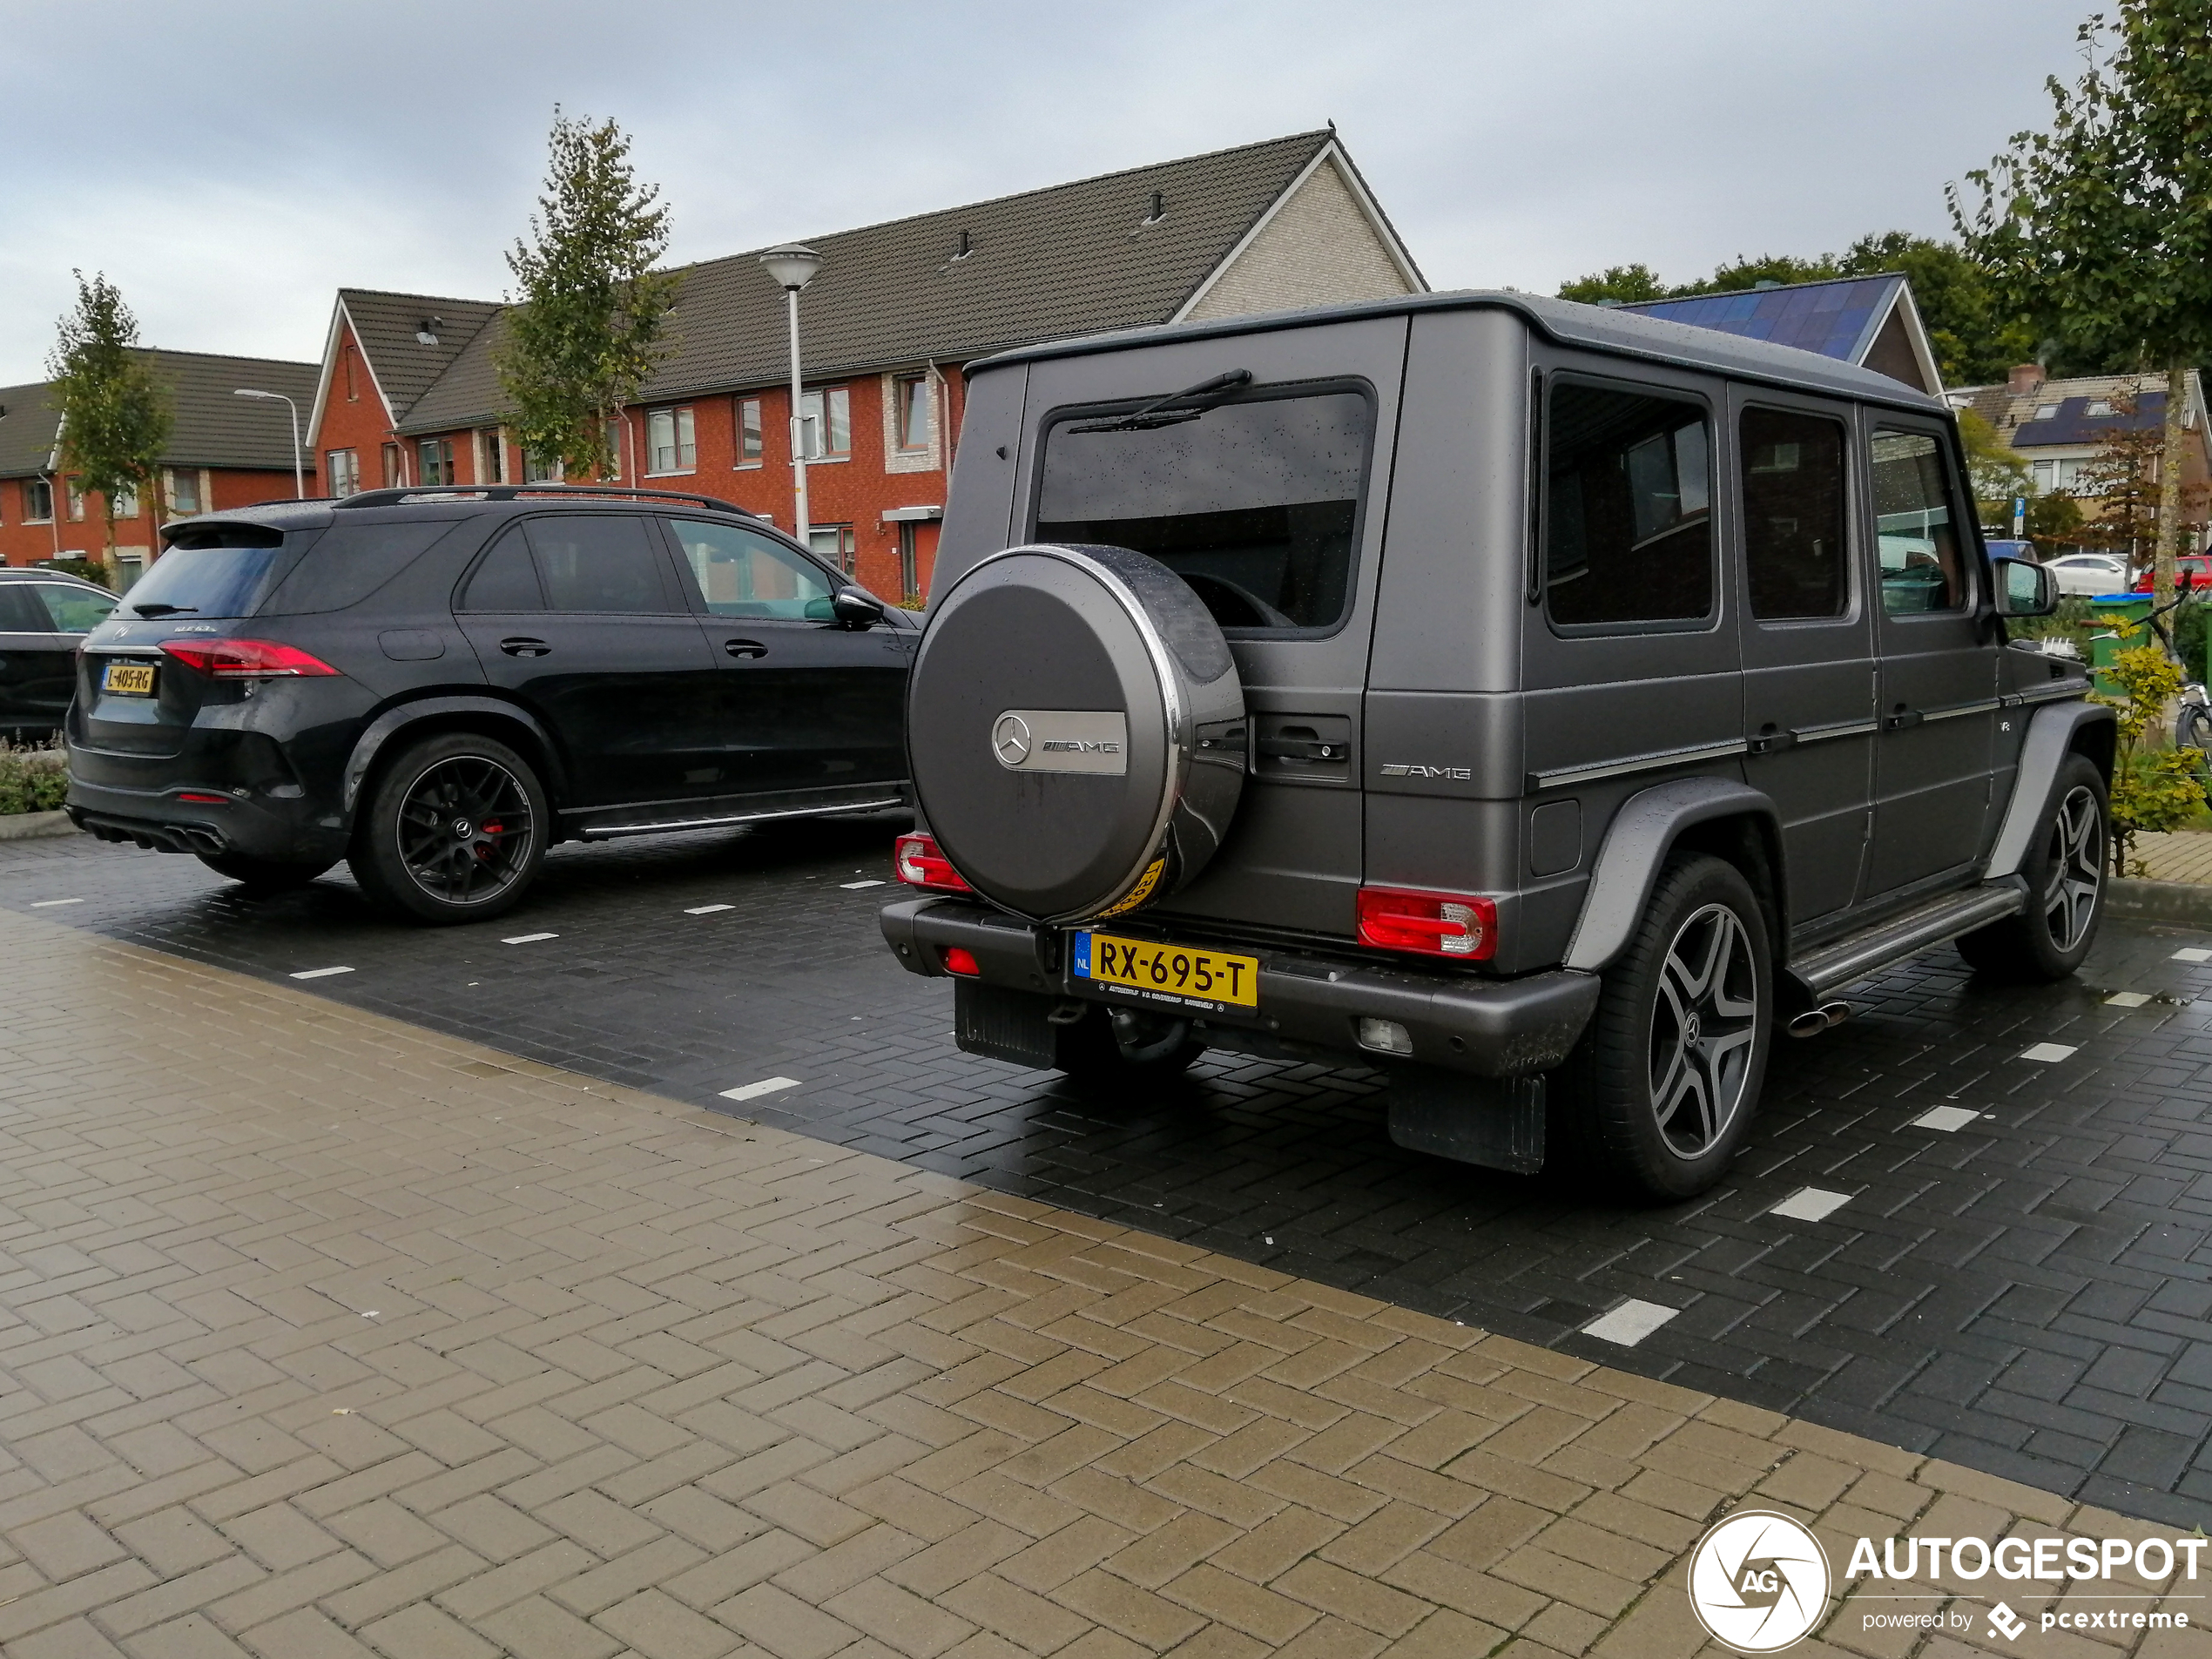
xmin=395 ymin=755 xmax=536 ymax=906
xmin=2041 ymin=783 xmax=2103 ymax=953
xmin=1648 ymin=903 xmax=1760 ymax=1160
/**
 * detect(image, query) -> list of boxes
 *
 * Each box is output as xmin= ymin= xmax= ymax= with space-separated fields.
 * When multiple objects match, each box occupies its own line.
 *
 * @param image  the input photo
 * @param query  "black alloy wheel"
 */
xmin=351 ymin=732 xmax=549 ymax=924
xmin=1959 ymin=752 xmax=2107 ymax=981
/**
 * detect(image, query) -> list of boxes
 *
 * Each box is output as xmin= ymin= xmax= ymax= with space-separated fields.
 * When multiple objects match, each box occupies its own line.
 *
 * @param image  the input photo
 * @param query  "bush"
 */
xmin=0 ymin=744 xmax=67 ymax=816
xmin=37 ymin=557 xmax=111 ymax=590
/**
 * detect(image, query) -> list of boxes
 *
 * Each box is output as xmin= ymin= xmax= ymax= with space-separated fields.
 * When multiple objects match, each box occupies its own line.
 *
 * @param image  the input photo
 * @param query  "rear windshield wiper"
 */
xmin=1068 ymin=369 xmax=1252 ymax=434
xmin=127 ymin=604 xmax=198 ymax=617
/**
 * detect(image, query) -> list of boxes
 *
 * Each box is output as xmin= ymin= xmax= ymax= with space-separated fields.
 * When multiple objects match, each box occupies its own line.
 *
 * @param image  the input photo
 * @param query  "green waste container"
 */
xmin=2088 ymin=592 xmax=2153 ymax=697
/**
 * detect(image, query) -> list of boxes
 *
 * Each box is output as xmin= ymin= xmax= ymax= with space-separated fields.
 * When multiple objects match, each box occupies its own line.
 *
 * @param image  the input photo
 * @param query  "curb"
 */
xmin=2107 ymin=877 xmax=2212 ymax=927
xmin=0 ymin=810 xmax=76 ymax=843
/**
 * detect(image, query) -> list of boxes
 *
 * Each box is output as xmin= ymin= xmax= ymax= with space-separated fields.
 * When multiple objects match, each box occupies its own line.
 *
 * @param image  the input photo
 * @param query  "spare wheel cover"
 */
xmin=908 ymin=543 xmax=1245 ymax=923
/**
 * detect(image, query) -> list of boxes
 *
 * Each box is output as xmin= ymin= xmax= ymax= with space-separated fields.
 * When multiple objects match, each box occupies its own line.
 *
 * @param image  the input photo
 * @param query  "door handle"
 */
xmin=500 ymin=637 xmax=550 ymax=658
xmin=724 ymin=639 xmax=768 ymax=659
xmin=1747 ymin=724 xmax=1797 ymax=755
xmin=1884 ymin=705 xmax=1923 ymax=731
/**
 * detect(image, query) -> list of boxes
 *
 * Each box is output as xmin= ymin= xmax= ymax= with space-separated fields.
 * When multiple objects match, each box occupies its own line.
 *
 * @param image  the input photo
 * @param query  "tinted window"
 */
xmin=119 ymin=543 xmax=287 ymax=619
xmin=522 ymin=516 xmax=668 ymax=613
xmin=0 ymin=586 xmax=48 ymax=632
xmin=260 ymin=521 xmax=458 ymax=615
xmin=1545 ymin=384 xmax=1713 ymax=628
xmin=1035 ymin=389 xmax=1372 ymax=631
xmin=460 ymin=531 xmax=543 ymax=611
xmin=667 ymin=519 xmax=834 ymax=619
xmin=1871 ymin=429 xmax=1966 ymax=614
xmin=1741 ymin=408 xmax=1848 ymax=620
xmin=33 ymin=583 xmax=117 ymax=632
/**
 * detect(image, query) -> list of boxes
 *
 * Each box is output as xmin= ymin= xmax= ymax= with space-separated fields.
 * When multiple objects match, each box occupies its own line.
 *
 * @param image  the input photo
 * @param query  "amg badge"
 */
xmin=991 ymin=710 xmax=1130 ymax=776
xmin=1379 ymin=763 xmax=1473 ymax=780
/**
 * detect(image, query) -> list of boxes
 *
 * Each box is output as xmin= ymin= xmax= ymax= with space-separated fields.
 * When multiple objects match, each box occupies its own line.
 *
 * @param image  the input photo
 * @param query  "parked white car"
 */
xmin=2043 ymin=553 xmax=2128 ymax=597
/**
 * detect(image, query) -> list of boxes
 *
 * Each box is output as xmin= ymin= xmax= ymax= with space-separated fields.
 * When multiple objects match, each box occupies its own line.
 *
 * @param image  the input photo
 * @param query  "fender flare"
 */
xmin=1985 ymin=699 xmax=2117 ymax=880
xmin=341 ymin=697 xmax=569 ymax=819
xmin=1562 ymin=777 xmax=1783 ymax=973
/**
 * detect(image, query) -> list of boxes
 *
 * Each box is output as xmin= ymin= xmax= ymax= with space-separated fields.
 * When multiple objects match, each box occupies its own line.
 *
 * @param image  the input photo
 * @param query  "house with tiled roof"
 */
xmin=0 ymin=350 xmax=316 ymax=582
xmin=307 ymin=129 xmax=1424 ymax=601
xmin=1622 ymin=273 xmax=1943 ymax=395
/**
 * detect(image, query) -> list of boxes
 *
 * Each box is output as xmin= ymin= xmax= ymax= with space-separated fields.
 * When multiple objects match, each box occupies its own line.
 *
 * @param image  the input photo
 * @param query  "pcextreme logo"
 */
xmin=1689 ymin=1511 xmax=1831 ymax=1653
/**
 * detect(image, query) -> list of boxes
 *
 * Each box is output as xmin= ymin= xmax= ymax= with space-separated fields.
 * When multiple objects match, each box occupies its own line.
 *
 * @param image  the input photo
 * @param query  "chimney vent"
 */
xmin=953 ymin=229 xmax=972 ymax=260
xmin=2006 ymin=363 xmax=2045 ymax=393
xmin=1143 ymin=191 xmax=1165 ymax=224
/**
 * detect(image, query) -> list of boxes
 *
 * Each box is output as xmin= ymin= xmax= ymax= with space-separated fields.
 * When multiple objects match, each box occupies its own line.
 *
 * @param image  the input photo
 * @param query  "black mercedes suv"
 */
xmin=66 ymin=485 xmax=916 ymax=921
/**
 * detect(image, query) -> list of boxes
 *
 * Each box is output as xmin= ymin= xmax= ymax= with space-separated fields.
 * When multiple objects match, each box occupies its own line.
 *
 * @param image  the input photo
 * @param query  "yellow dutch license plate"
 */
xmin=102 ymin=662 xmax=157 ymax=697
xmin=1074 ymin=930 xmax=1259 ymax=1009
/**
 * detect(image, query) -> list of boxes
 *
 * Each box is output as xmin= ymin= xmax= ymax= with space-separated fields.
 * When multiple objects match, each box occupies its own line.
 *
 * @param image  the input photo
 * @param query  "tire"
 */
xmin=196 ymin=853 xmax=334 ymax=893
xmin=1054 ymin=1005 xmax=1206 ymax=1080
xmin=1556 ymin=853 xmax=1773 ymax=1200
xmin=349 ymin=732 xmax=549 ymax=924
xmin=1957 ymin=753 xmax=2107 ymax=981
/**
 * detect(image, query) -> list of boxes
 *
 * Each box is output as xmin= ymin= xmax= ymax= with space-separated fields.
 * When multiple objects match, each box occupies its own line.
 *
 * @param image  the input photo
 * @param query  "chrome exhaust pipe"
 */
xmin=1817 ymin=1000 xmax=1852 ymax=1029
xmin=1785 ymin=1001 xmax=1855 ymax=1040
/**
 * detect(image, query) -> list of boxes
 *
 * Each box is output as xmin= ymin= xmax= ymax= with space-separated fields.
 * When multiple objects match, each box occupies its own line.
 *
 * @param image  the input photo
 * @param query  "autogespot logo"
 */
xmin=1689 ymin=1510 xmax=1832 ymax=1652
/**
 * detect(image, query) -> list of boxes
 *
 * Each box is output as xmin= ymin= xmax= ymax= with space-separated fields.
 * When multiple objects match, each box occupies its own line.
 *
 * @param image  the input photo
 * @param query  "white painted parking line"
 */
xmin=1912 ymin=1104 xmax=1981 ymax=1132
xmin=502 ymin=933 xmax=558 ymax=945
xmin=840 ymin=880 xmax=886 ymax=890
xmin=290 ymin=967 xmax=354 ymax=981
xmin=30 ymin=899 xmax=82 ymax=908
xmin=1581 ymin=1300 xmax=1679 ymax=1346
xmin=685 ymin=904 xmax=734 ymax=915
xmin=2019 ymin=1042 xmax=2077 ymax=1062
xmin=2106 ymin=991 xmax=2151 ymax=1008
xmin=720 ymin=1076 xmax=801 ymax=1103
xmin=1769 ymin=1187 xmax=1853 ymax=1223
xmin=2173 ymin=948 xmax=2212 ymax=962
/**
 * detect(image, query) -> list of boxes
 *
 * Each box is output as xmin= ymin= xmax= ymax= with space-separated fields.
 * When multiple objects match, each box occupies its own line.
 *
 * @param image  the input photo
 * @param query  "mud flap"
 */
xmin=954 ymin=981 xmax=1090 ymax=1069
xmin=1385 ymin=1067 xmax=1547 ymax=1175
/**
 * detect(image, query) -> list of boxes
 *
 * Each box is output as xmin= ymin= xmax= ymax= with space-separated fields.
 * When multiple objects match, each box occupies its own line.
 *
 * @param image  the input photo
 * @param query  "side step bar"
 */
xmin=1787 ymin=881 xmax=2025 ymax=1001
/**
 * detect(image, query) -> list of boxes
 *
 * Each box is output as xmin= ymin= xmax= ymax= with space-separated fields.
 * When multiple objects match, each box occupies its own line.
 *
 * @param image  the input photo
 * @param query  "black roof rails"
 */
xmin=334 ymin=483 xmax=755 ymax=516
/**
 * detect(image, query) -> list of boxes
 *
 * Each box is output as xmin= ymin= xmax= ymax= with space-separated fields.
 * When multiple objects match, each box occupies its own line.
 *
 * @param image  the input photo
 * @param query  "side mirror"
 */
xmin=1992 ymin=556 xmax=2056 ymax=618
xmin=830 ymin=584 xmax=886 ymax=628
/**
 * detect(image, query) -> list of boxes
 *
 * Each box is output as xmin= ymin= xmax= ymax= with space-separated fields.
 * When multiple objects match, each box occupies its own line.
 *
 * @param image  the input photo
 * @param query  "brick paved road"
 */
xmin=4 ymin=830 xmax=2212 ymax=1526
xmin=0 ymin=907 xmax=2198 ymax=1659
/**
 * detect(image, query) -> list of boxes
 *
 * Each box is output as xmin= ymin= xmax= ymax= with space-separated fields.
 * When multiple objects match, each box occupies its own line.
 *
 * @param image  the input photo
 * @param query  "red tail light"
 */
xmin=941 ymin=947 xmax=981 ymax=977
xmin=158 ymin=639 xmax=341 ymax=680
xmin=1357 ymin=886 xmax=1496 ymax=960
xmin=894 ymin=832 xmax=972 ymax=894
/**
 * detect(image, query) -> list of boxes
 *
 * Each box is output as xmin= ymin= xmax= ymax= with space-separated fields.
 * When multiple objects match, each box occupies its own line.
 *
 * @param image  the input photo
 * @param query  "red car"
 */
xmin=2132 ymin=555 xmax=2212 ymax=592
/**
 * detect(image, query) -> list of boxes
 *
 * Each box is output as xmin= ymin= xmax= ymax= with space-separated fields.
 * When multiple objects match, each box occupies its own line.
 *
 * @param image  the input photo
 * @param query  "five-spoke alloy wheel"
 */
xmin=1649 ymin=902 xmax=1761 ymax=1162
xmin=351 ymin=732 xmax=550 ymax=924
xmin=1959 ymin=752 xmax=2107 ymax=981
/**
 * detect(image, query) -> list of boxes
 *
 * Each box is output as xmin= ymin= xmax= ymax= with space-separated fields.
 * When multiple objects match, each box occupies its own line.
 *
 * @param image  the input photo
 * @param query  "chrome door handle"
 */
xmin=724 ymin=639 xmax=768 ymax=659
xmin=500 ymin=637 xmax=550 ymax=658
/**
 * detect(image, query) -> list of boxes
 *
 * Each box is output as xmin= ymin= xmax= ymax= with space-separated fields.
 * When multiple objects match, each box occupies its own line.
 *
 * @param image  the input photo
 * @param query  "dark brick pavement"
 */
xmin=5 ymin=825 xmax=2212 ymax=1525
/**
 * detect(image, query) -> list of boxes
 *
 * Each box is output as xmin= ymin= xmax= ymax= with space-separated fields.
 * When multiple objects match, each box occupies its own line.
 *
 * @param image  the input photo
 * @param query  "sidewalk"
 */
xmin=0 ymin=907 xmax=2199 ymax=1659
xmin=2134 ymin=831 xmax=2212 ymax=886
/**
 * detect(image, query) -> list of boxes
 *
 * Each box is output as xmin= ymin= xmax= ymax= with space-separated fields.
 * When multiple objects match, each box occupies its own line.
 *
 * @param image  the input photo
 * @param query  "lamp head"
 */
xmin=759 ymin=244 xmax=823 ymax=292
xmin=234 ymin=388 xmax=277 ymax=401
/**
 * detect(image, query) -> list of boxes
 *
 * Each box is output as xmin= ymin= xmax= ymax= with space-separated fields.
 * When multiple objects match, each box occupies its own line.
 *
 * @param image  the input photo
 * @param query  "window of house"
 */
xmin=522 ymin=515 xmax=668 ymax=612
xmin=648 ymin=408 xmax=694 ymax=474
xmin=2086 ymin=400 xmax=2115 ymax=418
xmin=327 ymin=449 xmax=360 ymax=498
xmin=381 ymin=443 xmax=403 ymax=489
xmin=1543 ymin=382 xmax=1714 ymax=630
xmin=1741 ymin=407 xmax=1848 ymax=620
xmin=523 ymin=449 xmax=563 ymax=484
xmin=418 ymin=438 xmax=455 ymax=487
xmin=67 ymin=481 xmax=86 ymax=522
xmin=24 ymin=480 xmax=52 ymax=523
xmin=1871 ymin=428 xmax=1968 ymax=615
xmin=895 ymin=374 xmax=932 ymax=451
xmin=2031 ymin=458 xmax=2056 ymax=493
xmin=111 ymin=483 xmax=139 ymax=520
xmin=738 ymin=398 xmax=763 ymax=464
xmin=165 ymin=468 xmax=201 ymax=515
xmin=897 ymin=523 xmax=922 ymax=603
xmin=799 ymin=387 xmax=851 ymax=459
xmin=808 ymin=525 xmax=857 ymax=577
xmin=603 ymin=419 xmax=624 ymax=481
xmin=667 ymin=517 xmax=835 ymax=619
xmin=2033 ymin=403 xmax=2060 ymax=420
xmin=479 ymin=429 xmax=507 ymax=486
xmin=344 ymin=346 xmax=359 ymax=402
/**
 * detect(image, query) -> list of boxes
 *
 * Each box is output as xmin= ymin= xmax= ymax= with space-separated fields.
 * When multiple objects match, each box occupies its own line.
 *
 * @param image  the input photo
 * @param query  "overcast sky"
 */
xmin=0 ymin=0 xmax=2094 ymax=378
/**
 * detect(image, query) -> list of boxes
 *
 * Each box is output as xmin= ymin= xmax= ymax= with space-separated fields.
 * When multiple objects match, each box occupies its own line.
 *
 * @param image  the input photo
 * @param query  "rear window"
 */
xmin=122 ymin=536 xmax=295 ymax=620
xmin=1034 ymin=386 xmax=1373 ymax=632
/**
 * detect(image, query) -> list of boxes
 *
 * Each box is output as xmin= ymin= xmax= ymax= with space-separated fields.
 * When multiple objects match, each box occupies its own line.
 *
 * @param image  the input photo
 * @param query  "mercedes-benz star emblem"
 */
xmin=453 ymin=819 xmax=474 ymax=839
xmin=993 ymin=714 xmax=1032 ymax=765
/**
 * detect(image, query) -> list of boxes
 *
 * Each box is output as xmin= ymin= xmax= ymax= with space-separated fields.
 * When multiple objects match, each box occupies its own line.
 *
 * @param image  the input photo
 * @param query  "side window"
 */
xmin=666 ymin=518 xmax=835 ymax=620
xmin=522 ymin=516 xmax=669 ymax=613
xmin=1870 ymin=429 xmax=1968 ymax=615
xmin=1545 ymin=382 xmax=1714 ymax=629
xmin=460 ymin=530 xmax=543 ymax=611
xmin=34 ymin=584 xmax=118 ymax=632
xmin=1741 ymin=408 xmax=1849 ymax=620
xmin=0 ymin=586 xmax=49 ymax=631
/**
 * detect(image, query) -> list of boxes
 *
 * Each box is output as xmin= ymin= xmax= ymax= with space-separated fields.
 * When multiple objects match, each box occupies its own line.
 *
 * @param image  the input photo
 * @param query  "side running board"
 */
xmin=1787 ymin=882 xmax=2026 ymax=1001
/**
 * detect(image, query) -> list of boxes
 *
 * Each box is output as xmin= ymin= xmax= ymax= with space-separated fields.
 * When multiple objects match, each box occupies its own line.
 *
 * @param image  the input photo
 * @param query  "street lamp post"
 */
xmin=233 ymin=388 xmax=304 ymax=498
xmin=758 ymin=244 xmax=823 ymax=546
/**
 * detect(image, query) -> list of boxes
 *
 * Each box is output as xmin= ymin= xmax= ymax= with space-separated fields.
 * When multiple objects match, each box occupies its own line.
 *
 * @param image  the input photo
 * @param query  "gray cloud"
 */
xmin=0 ymin=0 xmax=2089 ymax=374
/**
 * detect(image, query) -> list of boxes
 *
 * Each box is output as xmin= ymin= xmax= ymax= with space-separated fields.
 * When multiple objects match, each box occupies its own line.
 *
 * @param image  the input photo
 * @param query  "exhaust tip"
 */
xmin=1817 ymin=1001 xmax=1852 ymax=1028
xmin=1786 ymin=1011 xmax=1831 ymax=1040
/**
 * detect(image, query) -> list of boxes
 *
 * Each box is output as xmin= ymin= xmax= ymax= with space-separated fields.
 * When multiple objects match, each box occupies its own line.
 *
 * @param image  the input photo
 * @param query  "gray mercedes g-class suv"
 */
xmin=880 ymin=292 xmax=2110 ymax=1199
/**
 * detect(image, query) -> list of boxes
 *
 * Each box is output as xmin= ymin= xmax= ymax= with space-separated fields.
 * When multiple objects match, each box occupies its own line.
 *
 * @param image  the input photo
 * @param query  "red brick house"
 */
xmin=0 ymin=351 xmax=315 ymax=583
xmin=307 ymin=130 xmax=1423 ymax=601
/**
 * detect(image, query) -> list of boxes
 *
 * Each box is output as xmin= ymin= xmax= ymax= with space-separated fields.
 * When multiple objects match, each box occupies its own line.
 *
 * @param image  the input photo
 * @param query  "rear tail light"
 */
xmin=158 ymin=639 xmax=341 ymax=679
xmin=894 ymin=832 xmax=972 ymax=894
xmin=941 ymin=947 xmax=981 ymax=977
xmin=1357 ymin=886 xmax=1496 ymax=960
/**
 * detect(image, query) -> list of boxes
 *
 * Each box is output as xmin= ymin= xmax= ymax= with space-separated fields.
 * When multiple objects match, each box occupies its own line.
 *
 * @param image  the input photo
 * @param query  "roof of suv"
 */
xmin=968 ymin=287 xmax=1949 ymax=412
xmin=156 ymin=484 xmax=765 ymax=547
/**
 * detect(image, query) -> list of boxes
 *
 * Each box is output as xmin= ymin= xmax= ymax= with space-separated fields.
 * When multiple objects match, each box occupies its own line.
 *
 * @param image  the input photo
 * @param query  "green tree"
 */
xmin=45 ymin=271 xmax=170 ymax=565
xmin=1556 ymin=263 xmax=1669 ymax=306
xmin=1676 ymin=252 xmax=1842 ymax=295
xmin=1952 ymin=0 xmax=2212 ymax=624
xmin=496 ymin=110 xmax=680 ymax=482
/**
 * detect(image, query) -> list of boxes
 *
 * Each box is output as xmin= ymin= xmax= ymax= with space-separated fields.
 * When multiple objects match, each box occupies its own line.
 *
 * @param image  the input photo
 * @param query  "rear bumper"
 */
xmin=880 ymin=897 xmax=1599 ymax=1079
xmin=65 ymin=775 xmax=348 ymax=863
